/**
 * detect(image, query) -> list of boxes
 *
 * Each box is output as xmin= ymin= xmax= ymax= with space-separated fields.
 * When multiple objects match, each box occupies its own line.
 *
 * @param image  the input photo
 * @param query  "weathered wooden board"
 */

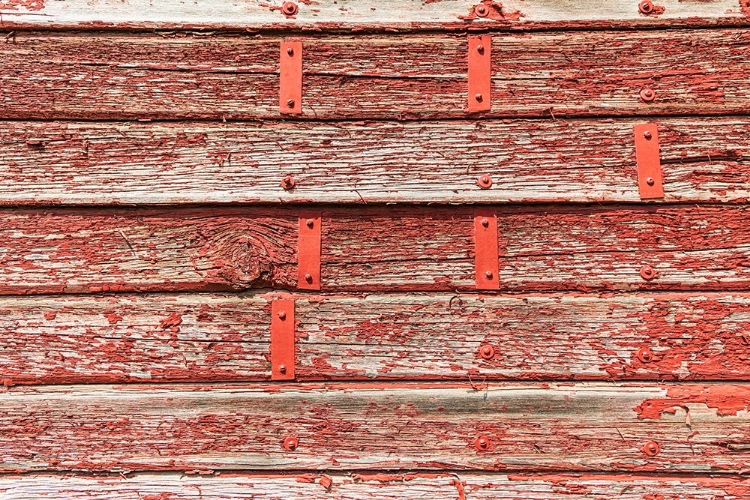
xmin=2 ymin=472 xmax=749 ymax=499
xmin=2 ymin=31 xmax=750 ymax=120
xmin=1 ymin=382 xmax=749 ymax=473
xmin=0 ymin=205 xmax=748 ymax=294
xmin=4 ymin=292 xmax=750 ymax=385
xmin=1 ymin=118 xmax=748 ymax=205
xmin=0 ymin=0 xmax=746 ymax=31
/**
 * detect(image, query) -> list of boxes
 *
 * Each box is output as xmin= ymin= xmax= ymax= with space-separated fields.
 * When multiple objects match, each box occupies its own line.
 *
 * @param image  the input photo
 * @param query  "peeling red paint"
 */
xmin=0 ymin=0 xmax=44 ymax=11
xmin=635 ymin=385 xmax=750 ymax=419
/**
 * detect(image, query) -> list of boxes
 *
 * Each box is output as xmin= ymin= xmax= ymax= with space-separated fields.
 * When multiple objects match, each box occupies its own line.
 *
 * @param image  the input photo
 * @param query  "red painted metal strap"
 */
xmin=468 ymin=35 xmax=491 ymax=112
xmin=280 ymin=40 xmax=302 ymax=115
xmin=634 ymin=123 xmax=664 ymax=199
xmin=270 ymin=299 xmax=295 ymax=381
xmin=474 ymin=209 xmax=499 ymax=289
xmin=298 ymin=212 xmax=321 ymax=290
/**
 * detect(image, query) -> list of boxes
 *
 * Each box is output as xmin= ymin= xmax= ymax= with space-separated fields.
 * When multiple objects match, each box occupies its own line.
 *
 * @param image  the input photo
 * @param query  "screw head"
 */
xmin=281 ymin=1 xmax=299 ymax=16
xmin=306 ymin=218 xmax=315 ymax=228
xmin=640 ymin=88 xmax=655 ymax=102
xmin=475 ymin=93 xmax=484 ymax=102
xmin=305 ymin=273 xmax=313 ymax=283
xmin=278 ymin=311 xmax=287 ymax=320
xmin=474 ymin=4 xmax=489 ymax=17
xmin=281 ymin=175 xmax=296 ymax=190
xmin=479 ymin=344 xmax=495 ymax=360
xmin=636 ymin=347 xmax=654 ymax=363
xmin=283 ymin=436 xmax=299 ymax=451
xmin=640 ymin=265 xmax=656 ymax=281
xmin=287 ymin=99 xmax=296 ymax=108
xmin=638 ymin=0 xmax=654 ymax=14
xmin=480 ymin=218 xmax=489 ymax=228
xmin=476 ymin=44 xmax=485 ymax=54
xmin=279 ymin=364 xmax=287 ymax=374
xmin=477 ymin=175 xmax=493 ymax=189
xmin=646 ymin=177 xmax=655 ymax=186
xmin=485 ymin=270 xmax=494 ymax=279
xmin=643 ymin=130 xmax=652 ymax=140
xmin=475 ymin=435 xmax=491 ymax=451
xmin=287 ymin=47 xmax=294 ymax=56
xmin=642 ymin=440 xmax=660 ymax=456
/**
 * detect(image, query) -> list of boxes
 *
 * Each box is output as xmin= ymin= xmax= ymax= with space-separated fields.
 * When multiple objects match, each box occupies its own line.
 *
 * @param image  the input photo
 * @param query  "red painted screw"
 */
xmin=306 ymin=218 xmax=315 ymax=228
xmin=474 ymin=4 xmax=489 ymax=17
xmin=480 ymin=218 xmax=490 ymax=228
xmin=477 ymin=175 xmax=493 ymax=189
xmin=646 ymin=177 xmax=655 ymax=186
xmin=278 ymin=311 xmax=287 ymax=320
xmin=640 ymin=265 xmax=656 ymax=281
xmin=476 ymin=44 xmax=485 ymax=54
xmin=287 ymin=99 xmax=296 ymax=108
xmin=475 ymin=93 xmax=484 ymax=102
xmin=485 ymin=270 xmax=493 ymax=280
xmin=638 ymin=0 xmax=654 ymax=14
xmin=281 ymin=1 xmax=299 ymax=16
xmin=283 ymin=436 xmax=299 ymax=451
xmin=281 ymin=175 xmax=296 ymax=190
xmin=640 ymin=88 xmax=656 ymax=102
xmin=287 ymin=47 xmax=294 ymax=56
xmin=479 ymin=344 xmax=495 ymax=360
xmin=305 ymin=273 xmax=313 ymax=283
xmin=642 ymin=440 xmax=660 ymax=456
xmin=636 ymin=347 xmax=654 ymax=363
xmin=643 ymin=130 xmax=652 ymax=140
xmin=475 ymin=435 xmax=491 ymax=451
xmin=279 ymin=364 xmax=287 ymax=374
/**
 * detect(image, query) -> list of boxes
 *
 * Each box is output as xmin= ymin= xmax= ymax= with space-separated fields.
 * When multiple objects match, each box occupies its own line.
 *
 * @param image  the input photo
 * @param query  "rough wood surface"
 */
xmin=0 ymin=205 xmax=748 ymax=294
xmin=1 ymin=382 xmax=749 ymax=473
xmin=4 ymin=292 xmax=750 ymax=384
xmin=0 ymin=0 xmax=746 ymax=31
xmin=2 ymin=472 xmax=749 ymax=499
xmin=2 ymin=31 xmax=750 ymax=120
xmin=1 ymin=118 xmax=749 ymax=205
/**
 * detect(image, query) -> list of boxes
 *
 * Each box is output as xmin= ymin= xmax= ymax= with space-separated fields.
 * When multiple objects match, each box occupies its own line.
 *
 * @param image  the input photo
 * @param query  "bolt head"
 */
xmin=278 ymin=311 xmax=287 ymax=320
xmin=640 ymin=265 xmax=655 ymax=281
xmin=306 ymin=218 xmax=315 ymax=228
xmin=480 ymin=218 xmax=489 ymax=228
xmin=475 ymin=4 xmax=489 ymax=17
xmin=643 ymin=130 xmax=652 ymax=140
xmin=287 ymin=47 xmax=294 ymax=56
xmin=477 ymin=175 xmax=493 ymax=189
xmin=646 ymin=177 xmax=655 ymax=186
xmin=287 ymin=99 xmax=296 ymax=108
xmin=479 ymin=344 xmax=495 ymax=360
xmin=640 ymin=88 xmax=655 ymax=102
xmin=642 ymin=440 xmax=660 ymax=456
xmin=475 ymin=435 xmax=491 ymax=451
xmin=476 ymin=44 xmax=484 ymax=54
xmin=485 ymin=270 xmax=493 ymax=279
xmin=281 ymin=1 xmax=299 ymax=16
xmin=475 ymin=93 xmax=484 ymax=102
xmin=281 ymin=175 xmax=295 ymax=190
xmin=279 ymin=364 xmax=287 ymax=374
xmin=305 ymin=273 xmax=313 ymax=283
xmin=638 ymin=0 xmax=654 ymax=14
xmin=283 ymin=436 xmax=298 ymax=451
xmin=637 ymin=347 xmax=654 ymax=363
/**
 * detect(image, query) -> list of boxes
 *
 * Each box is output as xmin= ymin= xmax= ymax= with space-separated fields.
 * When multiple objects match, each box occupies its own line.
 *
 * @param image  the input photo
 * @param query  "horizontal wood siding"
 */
xmin=0 ymin=0 xmax=746 ymax=31
xmin=2 ymin=472 xmax=749 ymax=499
xmin=1 ymin=31 xmax=749 ymax=120
xmin=0 ymin=205 xmax=746 ymax=294
xmin=0 ymin=118 xmax=748 ymax=205
xmin=1 ymin=383 xmax=748 ymax=473
xmin=2 ymin=292 xmax=750 ymax=385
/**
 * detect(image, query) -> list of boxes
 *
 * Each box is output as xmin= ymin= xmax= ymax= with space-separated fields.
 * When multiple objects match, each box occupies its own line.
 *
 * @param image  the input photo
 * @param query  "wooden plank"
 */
xmin=1 ymin=382 xmax=749 ymax=472
xmin=2 ymin=472 xmax=749 ymax=499
xmin=0 ymin=0 xmax=746 ymax=31
xmin=0 ymin=118 xmax=748 ymax=205
xmin=2 ymin=31 xmax=750 ymax=120
xmin=3 ymin=292 xmax=750 ymax=385
xmin=0 ymin=205 xmax=749 ymax=294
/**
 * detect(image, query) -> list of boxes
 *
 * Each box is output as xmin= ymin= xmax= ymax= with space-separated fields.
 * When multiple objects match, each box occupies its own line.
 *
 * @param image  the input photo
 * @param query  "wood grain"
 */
xmin=1 ymin=382 xmax=749 ymax=473
xmin=0 ymin=0 xmax=746 ymax=31
xmin=4 ymin=292 xmax=750 ymax=385
xmin=1 ymin=118 xmax=748 ymax=205
xmin=2 ymin=472 xmax=749 ymax=499
xmin=0 ymin=205 xmax=748 ymax=294
xmin=2 ymin=30 xmax=750 ymax=120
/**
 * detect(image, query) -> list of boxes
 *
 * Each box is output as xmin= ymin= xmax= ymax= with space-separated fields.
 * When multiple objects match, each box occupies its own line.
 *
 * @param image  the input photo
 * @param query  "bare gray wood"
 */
xmin=0 ymin=118 xmax=748 ymax=205
xmin=0 ymin=382 xmax=747 ymax=473
xmin=2 ymin=31 xmax=750 ymax=120
xmin=0 ymin=0 xmax=746 ymax=31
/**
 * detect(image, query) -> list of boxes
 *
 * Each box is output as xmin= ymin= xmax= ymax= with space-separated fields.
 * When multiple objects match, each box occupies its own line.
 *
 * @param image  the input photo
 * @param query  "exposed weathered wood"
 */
xmin=0 ymin=0 xmax=746 ymax=31
xmin=4 ymin=292 xmax=750 ymax=385
xmin=1 ymin=382 xmax=749 ymax=473
xmin=2 ymin=31 xmax=750 ymax=120
xmin=0 ymin=205 xmax=747 ymax=294
xmin=2 ymin=472 xmax=749 ymax=499
xmin=1 ymin=118 xmax=749 ymax=204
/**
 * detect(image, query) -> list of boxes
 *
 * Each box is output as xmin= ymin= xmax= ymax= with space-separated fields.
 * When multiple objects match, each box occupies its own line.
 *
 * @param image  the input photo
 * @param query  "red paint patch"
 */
xmin=159 ymin=312 xmax=182 ymax=330
xmin=635 ymin=385 xmax=750 ymax=419
xmin=0 ymin=0 xmax=44 ymax=10
xmin=43 ymin=311 xmax=56 ymax=320
xmin=742 ymin=0 xmax=750 ymax=18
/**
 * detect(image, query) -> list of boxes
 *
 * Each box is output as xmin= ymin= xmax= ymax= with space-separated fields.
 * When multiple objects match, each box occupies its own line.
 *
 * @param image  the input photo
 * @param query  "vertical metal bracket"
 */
xmin=271 ymin=299 xmax=295 ymax=381
xmin=634 ymin=123 xmax=664 ymax=199
xmin=468 ymin=35 xmax=491 ymax=112
xmin=298 ymin=212 xmax=321 ymax=290
xmin=280 ymin=40 xmax=302 ymax=115
xmin=474 ymin=209 xmax=499 ymax=289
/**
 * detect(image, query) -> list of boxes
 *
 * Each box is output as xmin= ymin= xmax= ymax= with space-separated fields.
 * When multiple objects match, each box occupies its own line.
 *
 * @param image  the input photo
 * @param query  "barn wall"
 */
xmin=1 ymin=0 xmax=750 ymax=497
